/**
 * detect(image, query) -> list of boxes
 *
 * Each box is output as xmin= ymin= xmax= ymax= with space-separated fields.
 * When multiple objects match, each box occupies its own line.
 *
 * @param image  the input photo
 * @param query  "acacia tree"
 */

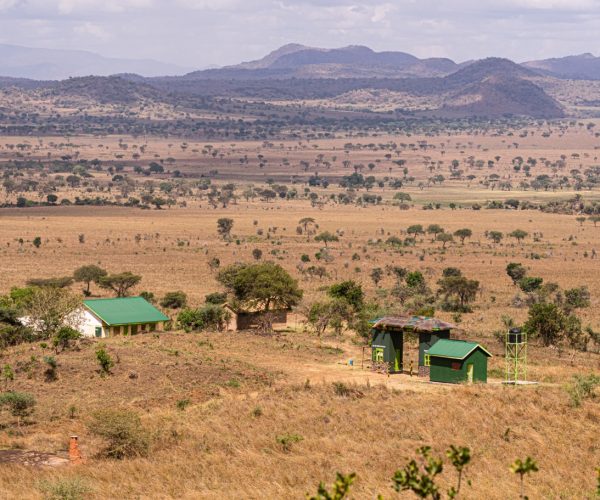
xmin=299 ymin=217 xmax=316 ymax=240
xmin=509 ymin=229 xmax=528 ymax=244
xmin=315 ymin=231 xmax=339 ymax=247
xmin=453 ymin=228 xmax=472 ymax=244
xmin=98 ymin=272 xmax=142 ymax=297
xmin=73 ymin=264 xmax=107 ymax=296
xmin=217 ymin=218 xmax=234 ymax=240
xmin=217 ymin=262 xmax=303 ymax=330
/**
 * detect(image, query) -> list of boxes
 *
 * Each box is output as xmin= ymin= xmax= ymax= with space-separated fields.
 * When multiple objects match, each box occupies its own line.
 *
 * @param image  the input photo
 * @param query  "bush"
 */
xmin=95 ymin=348 xmax=114 ymax=375
xmin=177 ymin=305 xmax=231 ymax=332
xmin=276 ymin=432 xmax=303 ymax=452
xmin=566 ymin=374 xmax=600 ymax=407
xmin=205 ymin=292 xmax=227 ymax=305
xmin=88 ymin=409 xmax=150 ymax=459
xmin=37 ymin=477 xmax=90 ymax=500
xmin=160 ymin=291 xmax=187 ymax=309
xmin=52 ymin=326 xmax=81 ymax=353
xmin=0 ymin=391 xmax=35 ymax=427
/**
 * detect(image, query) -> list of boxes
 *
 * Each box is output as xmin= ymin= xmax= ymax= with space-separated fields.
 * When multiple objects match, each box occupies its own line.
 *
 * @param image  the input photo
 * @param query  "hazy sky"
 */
xmin=0 ymin=0 xmax=599 ymax=68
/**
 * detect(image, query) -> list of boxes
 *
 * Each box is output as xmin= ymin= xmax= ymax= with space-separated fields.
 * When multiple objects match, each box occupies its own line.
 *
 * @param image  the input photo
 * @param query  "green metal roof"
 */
xmin=83 ymin=297 xmax=169 ymax=326
xmin=426 ymin=339 xmax=492 ymax=360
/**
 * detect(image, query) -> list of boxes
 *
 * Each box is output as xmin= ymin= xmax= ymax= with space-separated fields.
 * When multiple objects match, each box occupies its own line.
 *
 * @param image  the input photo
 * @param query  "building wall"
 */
xmin=371 ymin=330 xmax=403 ymax=373
xmin=418 ymin=330 xmax=450 ymax=366
xmin=429 ymin=349 xmax=488 ymax=384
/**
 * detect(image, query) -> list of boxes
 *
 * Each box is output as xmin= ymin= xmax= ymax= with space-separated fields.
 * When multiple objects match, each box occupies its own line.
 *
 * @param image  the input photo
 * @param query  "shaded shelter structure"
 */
xmin=370 ymin=316 xmax=456 ymax=375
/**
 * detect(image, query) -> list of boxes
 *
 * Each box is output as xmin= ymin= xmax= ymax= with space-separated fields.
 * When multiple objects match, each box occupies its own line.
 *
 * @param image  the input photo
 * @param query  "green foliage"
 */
xmin=176 ymin=399 xmax=191 ymax=411
xmin=564 ymin=286 xmax=591 ymax=312
xmin=315 ymin=231 xmax=339 ymax=246
xmin=32 ymin=236 xmax=42 ymax=248
xmin=95 ymin=348 xmax=114 ymax=375
xmin=160 ymin=291 xmax=187 ymax=309
xmin=177 ymin=305 xmax=231 ymax=332
xmin=370 ymin=267 xmax=383 ymax=286
xmin=43 ymin=356 xmax=58 ymax=382
xmin=406 ymin=271 xmax=426 ymax=289
xmin=392 ymin=445 xmax=471 ymax=499
xmin=205 ymin=292 xmax=227 ymax=305
xmin=98 ymin=272 xmax=142 ymax=297
xmin=217 ymin=262 xmax=302 ymax=313
xmin=88 ymin=409 xmax=150 ymax=459
xmin=0 ymin=391 xmax=35 ymax=425
xmin=327 ymin=280 xmax=364 ymax=311
xmin=307 ymin=299 xmax=352 ymax=338
xmin=26 ymin=276 xmax=74 ymax=288
xmin=392 ymin=446 xmax=444 ymax=498
xmin=566 ymin=374 xmax=600 ymax=407
xmin=52 ymin=326 xmax=80 ymax=353
xmin=453 ymin=228 xmax=472 ymax=244
xmin=307 ymin=472 xmax=356 ymax=500
xmin=407 ymin=224 xmax=424 ymax=236
xmin=487 ymin=231 xmax=503 ymax=244
xmin=438 ymin=275 xmax=479 ymax=313
xmin=506 ymin=263 xmax=527 ymax=285
xmin=217 ymin=217 xmax=234 ymax=239
xmin=73 ymin=264 xmax=107 ymax=296
xmin=509 ymin=229 xmax=528 ymax=242
xmin=139 ymin=291 xmax=155 ymax=303
xmin=37 ymin=476 xmax=90 ymax=500
xmin=510 ymin=457 xmax=538 ymax=499
xmin=276 ymin=432 xmax=303 ymax=452
xmin=518 ymin=277 xmax=543 ymax=293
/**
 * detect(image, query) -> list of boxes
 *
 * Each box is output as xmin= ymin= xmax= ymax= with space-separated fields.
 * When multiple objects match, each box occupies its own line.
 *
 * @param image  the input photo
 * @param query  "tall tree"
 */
xmin=73 ymin=265 xmax=107 ymax=296
xmin=98 ymin=272 xmax=142 ymax=298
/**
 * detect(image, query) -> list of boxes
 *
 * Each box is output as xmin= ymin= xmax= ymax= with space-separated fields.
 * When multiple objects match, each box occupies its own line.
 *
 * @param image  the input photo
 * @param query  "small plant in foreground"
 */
xmin=307 ymin=472 xmax=356 ymax=500
xmin=510 ymin=457 xmax=538 ymax=499
xmin=37 ymin=476 xmax=90 ymax=500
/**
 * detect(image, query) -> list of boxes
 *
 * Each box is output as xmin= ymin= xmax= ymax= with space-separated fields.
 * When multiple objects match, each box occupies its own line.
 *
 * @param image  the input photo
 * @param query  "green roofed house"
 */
xmin=426 ymin=339 xmax=492 ymax=384
xmin=79 ymin=297 xmax=169 ymax=338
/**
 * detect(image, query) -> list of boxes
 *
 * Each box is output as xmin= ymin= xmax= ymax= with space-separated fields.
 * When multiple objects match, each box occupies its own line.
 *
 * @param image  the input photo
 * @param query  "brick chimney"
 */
xmin=69 ymin=435 xmax=83 ymax=465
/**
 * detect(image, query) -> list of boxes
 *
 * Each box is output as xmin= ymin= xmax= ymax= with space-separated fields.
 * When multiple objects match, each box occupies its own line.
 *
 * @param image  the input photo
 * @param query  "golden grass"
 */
xmin=0 ymin=331 xmax=596 ymax=499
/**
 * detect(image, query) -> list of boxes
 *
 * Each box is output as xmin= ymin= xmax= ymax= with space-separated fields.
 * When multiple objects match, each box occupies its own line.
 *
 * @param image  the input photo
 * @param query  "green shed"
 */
xmin=371 ymin=316 xmax=455 ymax=375
xmin=426 ymin=339 xmax=492 ymax=384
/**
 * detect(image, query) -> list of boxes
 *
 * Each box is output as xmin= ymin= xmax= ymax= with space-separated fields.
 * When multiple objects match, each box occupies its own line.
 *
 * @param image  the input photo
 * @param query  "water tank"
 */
xmin=508 ymin=327 xmax=525 ymax=344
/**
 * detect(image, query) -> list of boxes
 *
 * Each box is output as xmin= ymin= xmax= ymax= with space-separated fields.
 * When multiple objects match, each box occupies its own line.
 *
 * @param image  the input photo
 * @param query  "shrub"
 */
xmin=0 ymin=391 xmax=35 ymax=427
xmin=52 ymin=326 xmax=81 ymax=354
xmin=88 ymin=409 xmax=150 ymax=459
xmin=160 ymin=291 xmax=187 ymax=309
xmin=566 ymin=374 xmax=600 ymax=407
xmin=205 ymin=292 xmax=227 ymax=305
xmin=276 ymin=432 xmax=303 ymax=452
xmin=37 ymin=477 xmax=90 ymax=500
xmin=177 ymin=305 xmax=231 ymax=332
xmin=95 ymin=348 xmax=114 ymax=375
xmin=43 ymin=356 xmax=58 ymax=382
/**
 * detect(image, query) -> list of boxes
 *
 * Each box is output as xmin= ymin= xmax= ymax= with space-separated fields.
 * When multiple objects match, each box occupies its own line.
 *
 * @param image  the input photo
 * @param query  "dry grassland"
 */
xmin=0 ymin=126 xmax=599 ymax=498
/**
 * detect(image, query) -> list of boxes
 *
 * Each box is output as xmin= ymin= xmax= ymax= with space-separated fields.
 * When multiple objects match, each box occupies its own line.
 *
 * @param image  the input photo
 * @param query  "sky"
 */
xmin=0 ymin=0 xmax=599 ymax=69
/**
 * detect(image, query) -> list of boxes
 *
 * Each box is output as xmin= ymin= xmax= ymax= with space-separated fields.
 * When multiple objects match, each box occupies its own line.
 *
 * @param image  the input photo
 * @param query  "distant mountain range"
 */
xmin=523 ymin=53 xmax=600 ymax=80
xmin=8 ymin=43 xmax=600 ymax=118
xmin=0 ymin=44 xmax=190 ymax=80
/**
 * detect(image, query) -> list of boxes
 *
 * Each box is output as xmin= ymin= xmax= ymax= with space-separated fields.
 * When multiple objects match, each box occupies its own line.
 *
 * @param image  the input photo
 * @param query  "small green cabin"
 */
xmin=371 ymin=316 xmax=455 ymax=375
xmin=426 ymin=339 xmax=492 ymax=384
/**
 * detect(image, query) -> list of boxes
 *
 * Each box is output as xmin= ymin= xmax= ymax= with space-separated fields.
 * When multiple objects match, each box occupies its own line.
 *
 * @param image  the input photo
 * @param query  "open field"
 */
xmin=1 ymin=124 xmax=600 ymax=499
